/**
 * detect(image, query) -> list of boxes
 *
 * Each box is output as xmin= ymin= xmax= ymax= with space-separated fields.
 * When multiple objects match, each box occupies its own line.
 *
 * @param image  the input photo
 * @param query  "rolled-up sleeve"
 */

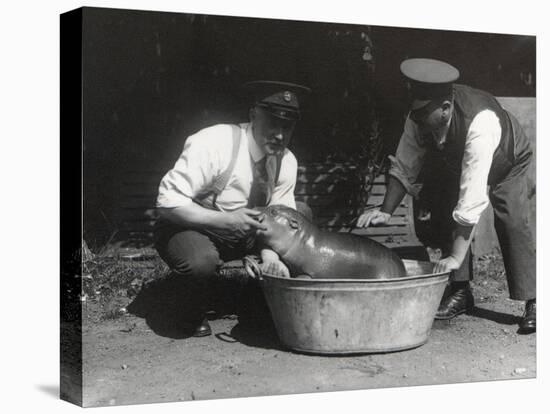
xmin=269 ymin=150 xmax=297 ymax=209
xmin=156 ymin=130 xmax=220 ymax=209
xmin=388 ymin=117 xmax=427 ymax=197
xmin=452 ymin=110 xmax=501 ymax=225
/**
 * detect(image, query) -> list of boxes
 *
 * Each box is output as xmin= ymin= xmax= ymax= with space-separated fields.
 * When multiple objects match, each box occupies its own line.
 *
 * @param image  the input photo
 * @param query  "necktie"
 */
xmin=248 ymin=156 xmax=277 ymax=207
xmin=249 ymin=156 xmax=270 ymax=207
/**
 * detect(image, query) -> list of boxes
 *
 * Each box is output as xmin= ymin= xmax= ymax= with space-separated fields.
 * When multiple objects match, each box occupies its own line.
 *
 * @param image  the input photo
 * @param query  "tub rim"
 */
xmin=261 ymin=259 xmax=449 ymax=284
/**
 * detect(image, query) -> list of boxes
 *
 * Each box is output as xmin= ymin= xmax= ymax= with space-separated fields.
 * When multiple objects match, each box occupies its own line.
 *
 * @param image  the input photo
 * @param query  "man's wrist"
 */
xmin=450 ymin=224 xmax=475 ymax=264
xmin=446 ymin=255 xmax=461 ymax=267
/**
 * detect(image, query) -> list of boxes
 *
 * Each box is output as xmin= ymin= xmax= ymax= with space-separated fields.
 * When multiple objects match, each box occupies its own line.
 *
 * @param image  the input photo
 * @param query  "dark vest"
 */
xmin=426 ymin=84 xmax=531 ymax=187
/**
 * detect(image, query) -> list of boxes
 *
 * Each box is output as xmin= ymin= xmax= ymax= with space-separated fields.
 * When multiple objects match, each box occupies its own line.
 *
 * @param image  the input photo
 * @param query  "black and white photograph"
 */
xmin=58 ymin=4 xmax=541 ymax=408
xmin=6 ymin=1 xmax=546 ymax=413
xmin=58 ymin=4 xmax=540 ymax=407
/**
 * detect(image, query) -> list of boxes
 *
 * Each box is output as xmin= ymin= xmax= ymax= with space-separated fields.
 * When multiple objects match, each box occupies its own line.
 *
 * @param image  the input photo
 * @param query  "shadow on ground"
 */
xmin=470 ymin=306 xmax=521 ymax=325
xmin=126 ymin=273 xmax=204 ymax=339
xmin=432 ymin=306 xmax=521 ymax=333
xmin=36 ymin=384 xmax=59 ymax=399
xmin=226 ymin=316 xmax=282 ymax=351
xmin=126 ymin=273 xmax=281 ymax=348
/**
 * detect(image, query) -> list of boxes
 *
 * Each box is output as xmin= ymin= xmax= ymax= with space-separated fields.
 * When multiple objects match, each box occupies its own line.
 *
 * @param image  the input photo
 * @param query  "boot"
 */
xmin=192 ymin=316 xmax=212 ymax=337
xmin=435 ymin=282 xmax=474 ymax=320
xmin=518 ymin=299 xmax=536 ymax=334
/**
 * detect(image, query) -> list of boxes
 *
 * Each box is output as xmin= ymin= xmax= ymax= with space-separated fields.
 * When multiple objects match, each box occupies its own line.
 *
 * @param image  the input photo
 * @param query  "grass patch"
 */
xmin=81 ymin=254 xmax=169 ymax=321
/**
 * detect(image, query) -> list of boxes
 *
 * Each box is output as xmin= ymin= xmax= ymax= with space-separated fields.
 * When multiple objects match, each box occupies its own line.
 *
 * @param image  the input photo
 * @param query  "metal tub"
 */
xmin=261 ymin=260 xmax=449 ymax=354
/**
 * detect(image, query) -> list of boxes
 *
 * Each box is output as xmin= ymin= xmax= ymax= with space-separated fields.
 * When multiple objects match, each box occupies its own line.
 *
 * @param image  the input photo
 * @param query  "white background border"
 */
xmin=1 ymin=1 xmax=546 ymax=413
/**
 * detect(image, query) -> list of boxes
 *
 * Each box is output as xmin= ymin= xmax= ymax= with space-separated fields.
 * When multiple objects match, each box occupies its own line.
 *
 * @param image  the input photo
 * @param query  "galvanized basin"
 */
xmin=261 ymin=260 xmax=449 ymax=354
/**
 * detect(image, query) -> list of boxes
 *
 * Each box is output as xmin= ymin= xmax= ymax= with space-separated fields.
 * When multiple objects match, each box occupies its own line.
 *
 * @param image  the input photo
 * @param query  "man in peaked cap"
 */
xmin=154 ymin=80 xmax=311 ymax=337
xmin=356 ymin=58 xmax=536 ymax=334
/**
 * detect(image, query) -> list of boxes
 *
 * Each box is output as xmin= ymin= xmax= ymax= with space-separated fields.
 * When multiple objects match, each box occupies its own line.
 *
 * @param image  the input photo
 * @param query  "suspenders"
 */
xmin=208 ymin=125 xmax=242 ymax=209
xmin=194 ymin=124 xmax=282 ymax=211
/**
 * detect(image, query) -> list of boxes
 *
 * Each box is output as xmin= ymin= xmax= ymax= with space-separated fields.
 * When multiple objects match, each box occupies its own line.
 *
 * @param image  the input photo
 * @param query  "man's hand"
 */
xmin=433 ymin=224 xmax=474 ymax=274
xmin=222 ymin=208 xmax=267 ymax=238
xmin=158 ymin=204 xmax=267 ymax=238
xmin=356 ymin=208 xmax=391 ymax=228
xmin=434 ymin=256 xmax=461 ymax=274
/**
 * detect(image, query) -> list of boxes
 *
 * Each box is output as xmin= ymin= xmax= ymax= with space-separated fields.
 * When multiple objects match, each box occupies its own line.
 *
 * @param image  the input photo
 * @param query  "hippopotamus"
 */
xmin=256 ymin=205 xmax=407 ymax=279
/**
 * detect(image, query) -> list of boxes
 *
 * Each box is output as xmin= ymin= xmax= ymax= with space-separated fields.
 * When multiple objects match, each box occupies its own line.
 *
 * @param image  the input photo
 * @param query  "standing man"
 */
xmin=356 ymin=59 xmax=535 ymax=334
xmin=154 ymin=81 xmax=311 ymax=337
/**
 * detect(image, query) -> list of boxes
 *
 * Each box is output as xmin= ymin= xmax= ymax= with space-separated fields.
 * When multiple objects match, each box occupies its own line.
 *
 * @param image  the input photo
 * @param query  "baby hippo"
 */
xmin=256 ymin=205 xmax=407 ymax=279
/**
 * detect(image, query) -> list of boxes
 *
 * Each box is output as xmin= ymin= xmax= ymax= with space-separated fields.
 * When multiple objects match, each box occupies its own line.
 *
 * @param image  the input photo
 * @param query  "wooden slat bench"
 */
xmin=112 ymin=161 xmax=427 ymax=262
xmin=294 ymin=162 xmax=426 ymax=260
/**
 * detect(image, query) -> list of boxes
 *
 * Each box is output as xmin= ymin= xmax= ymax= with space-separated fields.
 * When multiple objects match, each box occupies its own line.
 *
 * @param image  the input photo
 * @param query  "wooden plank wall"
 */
xmin=293 ymin=163 xmax=422 ymax=252
xmin=114 ymin=161 xmax=424 ymax=256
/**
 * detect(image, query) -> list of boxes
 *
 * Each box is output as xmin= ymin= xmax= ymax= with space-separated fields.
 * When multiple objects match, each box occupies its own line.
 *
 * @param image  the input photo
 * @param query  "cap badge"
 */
xmin=283 ymin=91 xmax=292 ymax=102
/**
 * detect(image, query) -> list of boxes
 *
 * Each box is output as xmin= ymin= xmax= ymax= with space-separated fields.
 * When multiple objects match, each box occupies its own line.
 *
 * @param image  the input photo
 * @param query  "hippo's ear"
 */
xmin=289 ymin=218 xmax=300 ymax=229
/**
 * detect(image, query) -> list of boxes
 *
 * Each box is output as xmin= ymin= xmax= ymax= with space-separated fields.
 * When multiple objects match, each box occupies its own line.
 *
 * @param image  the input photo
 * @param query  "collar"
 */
xmin=246 ymin=123 xmax=265 ymax=163
xmin=432 ymin=114 xmax=453 ymax=149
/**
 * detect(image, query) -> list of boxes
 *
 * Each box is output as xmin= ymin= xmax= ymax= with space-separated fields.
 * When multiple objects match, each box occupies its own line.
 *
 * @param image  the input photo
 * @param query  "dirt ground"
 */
xmin=75 ymin=250 xmax=536 ymax=408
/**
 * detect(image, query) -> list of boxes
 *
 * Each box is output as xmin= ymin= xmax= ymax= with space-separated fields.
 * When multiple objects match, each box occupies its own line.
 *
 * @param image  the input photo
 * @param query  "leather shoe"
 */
xmin=518 ymin=299 xmax=536 ymax=334
xmin=435 ymin=285 xmax=474 ymax=320
xmin=192 ymin=317 xmax=212 ymax=337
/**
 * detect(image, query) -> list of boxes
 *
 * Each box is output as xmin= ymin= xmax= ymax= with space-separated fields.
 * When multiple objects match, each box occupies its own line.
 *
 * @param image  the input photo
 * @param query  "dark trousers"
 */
xmin=154 ymin=202 xmax=311 ymax=277
xmin=153 ymin=219 xmax=256 ymax=319
xmin=155 ymin=224 xmax=250 ymax=274
xmin=420 ymin=140 xmax=535 ymax=301
xmin=489 ymin=156 xmax=536 ymax=300
xmin=153 ymin=202 xmax=312 ymax=314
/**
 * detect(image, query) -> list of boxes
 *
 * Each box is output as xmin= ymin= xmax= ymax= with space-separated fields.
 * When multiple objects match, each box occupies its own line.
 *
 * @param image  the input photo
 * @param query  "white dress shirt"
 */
xmin=388 ymin=109 xmax=502 ymax=226
xmin=156 ymin=123 xmax=297 ymax=211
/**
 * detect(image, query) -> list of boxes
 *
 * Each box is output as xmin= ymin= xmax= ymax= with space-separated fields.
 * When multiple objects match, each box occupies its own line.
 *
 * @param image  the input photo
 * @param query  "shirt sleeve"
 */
xmin=269 ymin=150 xmax=297 ymax=209
xmin=156 ymin=126 xmax=226 ymax=209
xmin=387 ymin=116 xmax=427 ymax=197
xmin=452 ymin=110 xmax=502 ymax=225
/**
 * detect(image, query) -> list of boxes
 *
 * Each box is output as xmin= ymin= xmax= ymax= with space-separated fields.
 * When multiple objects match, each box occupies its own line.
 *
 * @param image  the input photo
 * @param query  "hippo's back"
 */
xmin=305 ymin=231 xmax=407 ymax=279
